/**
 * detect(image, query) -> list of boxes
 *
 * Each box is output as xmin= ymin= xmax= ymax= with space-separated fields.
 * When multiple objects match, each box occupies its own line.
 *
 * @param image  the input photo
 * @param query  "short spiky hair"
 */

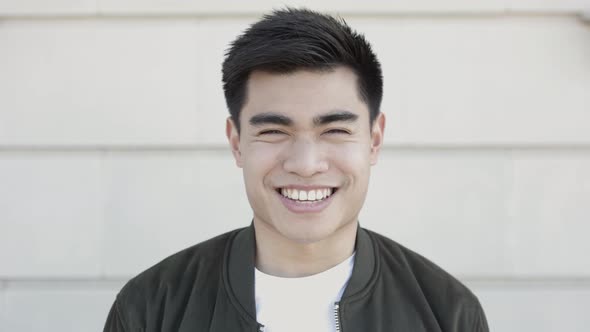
xmin=222 ymin=8 xmax=383 ymax=132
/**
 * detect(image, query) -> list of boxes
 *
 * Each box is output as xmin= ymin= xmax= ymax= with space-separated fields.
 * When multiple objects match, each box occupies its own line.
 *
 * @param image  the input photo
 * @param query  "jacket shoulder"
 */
xmin=366 ymin=229 xmax=488 ymax=330
xmin=368 ymin=230 xmax=479 ymax=302
xmin=112 ymin=228 xmax=242 ymax=330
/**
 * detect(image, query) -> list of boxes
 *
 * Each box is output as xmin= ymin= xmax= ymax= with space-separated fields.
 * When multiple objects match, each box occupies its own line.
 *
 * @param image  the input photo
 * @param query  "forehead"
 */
xmin=241 ymin=67 xmax=369 ymax=125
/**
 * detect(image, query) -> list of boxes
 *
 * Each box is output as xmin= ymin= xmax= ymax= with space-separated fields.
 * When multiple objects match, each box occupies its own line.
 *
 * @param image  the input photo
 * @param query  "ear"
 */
xmin=369 ymin=112 xmax=386 ymax=166
xmin=226 ymin=117 xmax=243 ymax=168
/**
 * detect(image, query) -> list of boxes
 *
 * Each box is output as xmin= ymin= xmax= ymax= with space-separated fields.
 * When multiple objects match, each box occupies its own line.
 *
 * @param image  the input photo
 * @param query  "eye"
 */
xmin=323 ymin=128 xmax=351 ymax=135
xmin=258 ymin=129 xmax=286 ymax=135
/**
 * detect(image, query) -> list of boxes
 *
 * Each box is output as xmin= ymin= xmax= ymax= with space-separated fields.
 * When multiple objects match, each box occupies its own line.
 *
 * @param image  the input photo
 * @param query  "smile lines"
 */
xmin=279 ymin=188 xmax=334 ymax=202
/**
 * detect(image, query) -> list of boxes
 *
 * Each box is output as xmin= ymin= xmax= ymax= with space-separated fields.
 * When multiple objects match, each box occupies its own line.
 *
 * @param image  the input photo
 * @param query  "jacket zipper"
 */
xmin=334 ymin=302 xmax=342 ymax=332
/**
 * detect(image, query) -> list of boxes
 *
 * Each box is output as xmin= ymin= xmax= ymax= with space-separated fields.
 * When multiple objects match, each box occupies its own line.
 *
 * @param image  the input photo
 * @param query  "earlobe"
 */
xmin=370 ymin=112 xmax=386 ymax=165
xmin=225 ymin=117 xmax=243 ymax=168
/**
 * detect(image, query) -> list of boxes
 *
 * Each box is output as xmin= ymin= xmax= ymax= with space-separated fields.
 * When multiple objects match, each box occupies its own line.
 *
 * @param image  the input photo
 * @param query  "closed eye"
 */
xmin=258 ymin=129 xmax=286 ymax=135
xmin=323 ymin=129 xmax=351 ymax=135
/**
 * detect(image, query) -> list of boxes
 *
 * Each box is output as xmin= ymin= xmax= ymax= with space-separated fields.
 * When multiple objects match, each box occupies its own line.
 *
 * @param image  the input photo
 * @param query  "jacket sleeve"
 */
xmin=471 ymin=303 xmax=490 ymax=332
xmin=455 ymin=300 xmax=489 ymax=332
xmin=468 ymin=301 xmax=490 ymax=332
xmin=103 ymin=299 xmax=128 ymax=332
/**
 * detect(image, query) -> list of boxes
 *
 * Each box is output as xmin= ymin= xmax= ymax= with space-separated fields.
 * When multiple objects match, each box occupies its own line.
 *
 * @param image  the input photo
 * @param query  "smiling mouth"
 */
xmin=275 ymin=187 xmax=338 ymax=202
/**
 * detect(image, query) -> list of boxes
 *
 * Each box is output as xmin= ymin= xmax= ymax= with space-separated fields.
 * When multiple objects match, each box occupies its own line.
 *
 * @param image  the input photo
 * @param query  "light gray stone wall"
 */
xmin=1 ymin=1 xmax=589 ymax=331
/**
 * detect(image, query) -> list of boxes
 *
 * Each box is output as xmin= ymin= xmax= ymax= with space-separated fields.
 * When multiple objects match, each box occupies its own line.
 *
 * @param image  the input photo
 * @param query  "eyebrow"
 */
xmin=249 ymin=113 xmax=293 ymax=127
xmin=313 ymin=111 xmax=358 ymax=126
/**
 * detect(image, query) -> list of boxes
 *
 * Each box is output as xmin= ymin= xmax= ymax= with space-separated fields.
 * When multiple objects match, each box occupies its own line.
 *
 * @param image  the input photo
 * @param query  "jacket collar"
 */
xmin=222 ymin=223 xmax=379 ymax=322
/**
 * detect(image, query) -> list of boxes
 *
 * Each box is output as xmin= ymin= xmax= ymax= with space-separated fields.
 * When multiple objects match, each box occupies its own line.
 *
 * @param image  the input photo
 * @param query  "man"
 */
xmin=104 ymin=8 xmax=489 ymax=332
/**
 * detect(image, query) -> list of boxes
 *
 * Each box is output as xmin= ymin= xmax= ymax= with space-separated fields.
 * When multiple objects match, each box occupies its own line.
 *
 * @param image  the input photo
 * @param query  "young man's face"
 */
xmin=227 ymin=66 xmax=385 ymax=244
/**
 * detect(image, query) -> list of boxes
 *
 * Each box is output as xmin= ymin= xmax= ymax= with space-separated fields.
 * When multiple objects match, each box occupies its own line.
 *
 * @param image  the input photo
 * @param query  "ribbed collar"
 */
xmin=222 ymin=223 xmax=379 ymax=322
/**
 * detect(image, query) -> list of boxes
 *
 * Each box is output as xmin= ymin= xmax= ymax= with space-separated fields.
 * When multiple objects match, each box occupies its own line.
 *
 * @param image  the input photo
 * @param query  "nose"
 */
xmin=283 ymin=138 xmax=329 ymax=177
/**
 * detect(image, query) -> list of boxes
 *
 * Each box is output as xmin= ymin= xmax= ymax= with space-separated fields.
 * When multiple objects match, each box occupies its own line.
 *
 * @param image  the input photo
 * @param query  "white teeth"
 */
xmin=316 ymin=189 xmax=324 ymax=200
xmin=281 ymin=188 xmax=334 ymax=201
xmin=299 ymin=190 xmax=307 ymax=200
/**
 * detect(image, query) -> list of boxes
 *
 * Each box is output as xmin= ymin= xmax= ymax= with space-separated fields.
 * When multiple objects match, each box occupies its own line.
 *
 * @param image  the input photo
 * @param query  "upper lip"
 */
xmin=275 ymin=185 xmax=337 ymax=190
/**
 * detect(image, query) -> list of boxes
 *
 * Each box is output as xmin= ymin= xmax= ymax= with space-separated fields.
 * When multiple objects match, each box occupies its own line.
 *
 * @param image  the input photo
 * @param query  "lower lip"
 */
xmin=276 ymin=190 xmax=335 ymax=214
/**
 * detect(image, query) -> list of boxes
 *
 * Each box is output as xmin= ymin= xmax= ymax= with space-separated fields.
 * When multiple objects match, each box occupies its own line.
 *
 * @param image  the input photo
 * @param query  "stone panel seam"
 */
xmin=0 ymin=12 xmax=584 ymax=20
xmin=1 ymin=144 xmax=590 ymax=152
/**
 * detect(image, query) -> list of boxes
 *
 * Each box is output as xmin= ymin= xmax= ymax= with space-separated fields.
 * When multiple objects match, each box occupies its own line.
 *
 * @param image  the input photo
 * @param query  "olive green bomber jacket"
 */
xmin=103 ymin=225 xmax=489 ymax=331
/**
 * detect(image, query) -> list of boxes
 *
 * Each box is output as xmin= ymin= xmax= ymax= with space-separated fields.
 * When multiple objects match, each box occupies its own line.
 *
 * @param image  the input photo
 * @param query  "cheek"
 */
xmin=328 ymin=143 xmax=371 ymax=174
xmin=242 ymin=143 xmax=284 ymax=181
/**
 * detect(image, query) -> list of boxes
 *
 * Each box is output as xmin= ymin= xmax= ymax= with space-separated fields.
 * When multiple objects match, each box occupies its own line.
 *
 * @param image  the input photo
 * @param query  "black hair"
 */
xmin=222 ymin=8 xmax=383 ymax=133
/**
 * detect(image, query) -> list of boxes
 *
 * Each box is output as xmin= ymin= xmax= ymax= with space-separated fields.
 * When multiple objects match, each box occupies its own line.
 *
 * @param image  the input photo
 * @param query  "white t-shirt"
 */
xmin=254 ymin=253 xmax=355 ymax=332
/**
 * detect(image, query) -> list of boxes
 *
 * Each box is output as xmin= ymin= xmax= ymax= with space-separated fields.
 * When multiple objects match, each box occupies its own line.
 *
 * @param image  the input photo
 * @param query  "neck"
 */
xmin=254 ymin=218 xmax=357 ymax=278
